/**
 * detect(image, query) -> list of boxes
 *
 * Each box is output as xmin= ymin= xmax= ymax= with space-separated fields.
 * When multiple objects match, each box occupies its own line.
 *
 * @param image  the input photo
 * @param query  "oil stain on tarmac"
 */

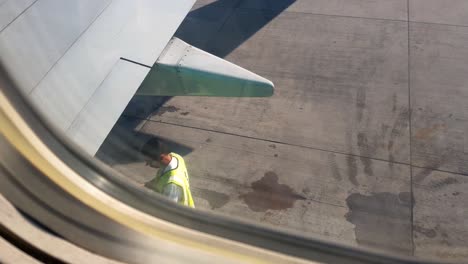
xmin=345 ymin=192 xmax=412 ymax=255
xmin=156 ymin=105 xmax=180 ymax=116
xmin=241 ymin=171 xmax=306 ymax=212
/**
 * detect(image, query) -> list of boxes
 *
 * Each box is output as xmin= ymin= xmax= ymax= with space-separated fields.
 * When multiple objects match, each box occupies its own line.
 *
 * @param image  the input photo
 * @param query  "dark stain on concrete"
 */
xmin=274 ymin=154 xmax=278 ymax=157
xmin=414 ymin=167 xmax=434 ymax=183
xmin=180 ymin=111 xmax=190 ymax=116
xmin=392 ymin=94 xmax=397 ymax=113
xmin=328 ymin=153 xmax=342 ymax=181
xmin=381 ymin=124 xmax=390 ymax=137
xmin=388 ymin=109 xmax=409 ymax=157
xmin=156 ymin=105 xmax=180 ymax=116
xmin=452 ymin=192 xmax=460 ymax=196
xmin=387 ymin=139 xmax=394 ymax=152
xmin=359 ymin=156 xmax=374 ymax=176
xmin=356 ymin=88 xmax=366 ymax=121
xmin=196 ymin=188 xmax=230 ymax=209
xmin=357 ymin=133 xmax=374 ymax=177
xmin=385 ymin=120 xmax=397 ymax=167
xmin=431 ymin=177 xmax=458 ymax=189
xmin=346 ymin=155 xmax=359 ymax=186
xmin=388 ymin=153 xmax=395 ymax=170
xmin=395 ymin=109 xmax=410 ymax=135
xmin=205 ymin=138 xmax=212 ymax=143
xmin=398 ymin=192 xmax=412 ymax=207
xmin=414 ymin=225 xmax=437 ymax=238
xmin=414 ymin=156 xmax=447 ymax=183
xmin=345 ymin=192 xmax=412 ymax=255
xmin=241 ymin=171 xmax=306 ymax=212
xmin=268 ymin=144 xmax=276 ymax=149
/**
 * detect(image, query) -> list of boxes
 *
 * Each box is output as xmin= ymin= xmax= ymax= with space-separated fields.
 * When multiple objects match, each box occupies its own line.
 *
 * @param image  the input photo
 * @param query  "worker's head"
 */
xmin=141 ymin=138 xmax=171 ymax=167
xmin=158 ymin=153 xmax=172 ymax=166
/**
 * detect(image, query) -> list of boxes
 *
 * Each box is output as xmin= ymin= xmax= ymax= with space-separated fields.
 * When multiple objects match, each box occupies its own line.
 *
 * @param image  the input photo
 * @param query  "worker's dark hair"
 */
xmin=141 ymin=138 xmax=169 ymax=161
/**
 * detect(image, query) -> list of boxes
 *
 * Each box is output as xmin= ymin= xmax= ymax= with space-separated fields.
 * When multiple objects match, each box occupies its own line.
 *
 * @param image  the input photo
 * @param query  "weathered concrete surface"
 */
xmin=409 ymin=0 xmax=468 ymax=26
xmin=413 ymin=168 xmax=468 ymax=260
xmin=172 ymin=6 xmax=410 ymax=163
xmin=96 ymin=0 xmax=468 ymax=262
xmin=239 ymin=0 xmax=408 ymax=21
xmin=192 ymin=0 xmax=408 ymax=21
xmin=100 ymin=117 xmax=411 ymax=254
xmin=410 ymin=23 xmax=468 ymax=175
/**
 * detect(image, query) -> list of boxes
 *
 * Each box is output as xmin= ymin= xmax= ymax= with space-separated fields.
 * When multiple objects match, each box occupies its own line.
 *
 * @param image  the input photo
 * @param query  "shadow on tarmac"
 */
xmin=97 ymin=0 xmax=295 ymax=162
xmin=96 ymin=114 xmax=193 ymax=166
xmin=182 ymin=0 xmax=296 ymax=58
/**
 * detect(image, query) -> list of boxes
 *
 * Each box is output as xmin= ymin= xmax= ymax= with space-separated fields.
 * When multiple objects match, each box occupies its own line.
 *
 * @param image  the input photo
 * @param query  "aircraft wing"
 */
xmin=0 ymin=0 xmax=196 ymax=155
xmin=0 ymin=0 xmax=274 ymax=156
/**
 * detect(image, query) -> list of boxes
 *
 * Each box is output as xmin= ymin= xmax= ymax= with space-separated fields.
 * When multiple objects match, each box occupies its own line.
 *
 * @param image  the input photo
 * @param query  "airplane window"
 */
xmin=1 ymin=0 xmax=467 ymax=263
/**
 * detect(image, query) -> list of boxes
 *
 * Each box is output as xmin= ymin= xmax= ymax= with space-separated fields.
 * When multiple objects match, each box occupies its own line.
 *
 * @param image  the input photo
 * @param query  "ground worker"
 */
xmin=141 ymin=139 xmax=195 ymax=208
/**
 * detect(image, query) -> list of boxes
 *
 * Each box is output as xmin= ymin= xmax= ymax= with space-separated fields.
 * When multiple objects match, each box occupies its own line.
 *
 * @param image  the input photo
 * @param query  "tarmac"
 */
xmin=97 ymin=0 xmax=468 ymax=261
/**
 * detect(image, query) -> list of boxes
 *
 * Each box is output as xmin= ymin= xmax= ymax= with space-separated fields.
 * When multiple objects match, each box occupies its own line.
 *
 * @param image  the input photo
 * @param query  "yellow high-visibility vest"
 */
xmin=155 ymin=153 xmax=195 ymax=208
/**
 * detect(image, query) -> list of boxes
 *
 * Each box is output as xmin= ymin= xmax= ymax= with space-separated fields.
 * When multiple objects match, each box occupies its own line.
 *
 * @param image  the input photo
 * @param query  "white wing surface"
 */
xmin=0 ymin=0 xmax=196 ymax=155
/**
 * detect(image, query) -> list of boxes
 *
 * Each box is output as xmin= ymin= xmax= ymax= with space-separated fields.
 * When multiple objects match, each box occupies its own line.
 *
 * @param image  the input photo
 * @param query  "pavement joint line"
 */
xmin=237 ymin=6 xmax=409 ymax=24
xmin=121 ymin=114 xmax=468 ymax=179
xmin=407 ymin=0 xmax=415 ymax=256
xmin=236 ymin=6 xmax=468 ymax=29
xmin=409 ymin=20 xmax=468 ymax=29
xmin=409 ymin=165 xmax=468 ymax=177
xmin=122 ymin=114 xmax=411 ymax=166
